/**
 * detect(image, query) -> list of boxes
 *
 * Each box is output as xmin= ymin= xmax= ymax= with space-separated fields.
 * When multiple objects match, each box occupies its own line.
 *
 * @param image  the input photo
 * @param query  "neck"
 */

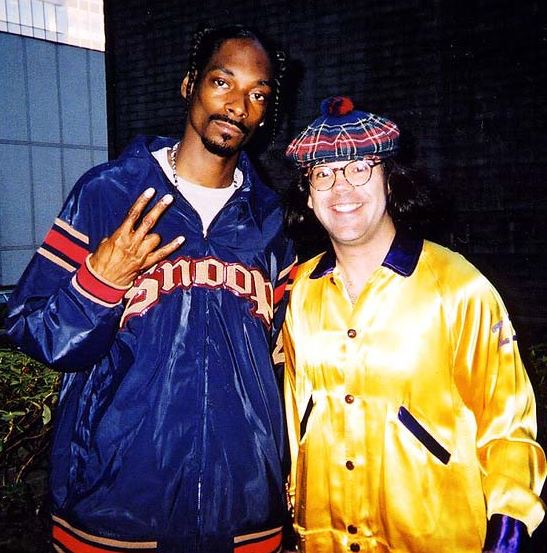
xmin=174 ymin=130 xmax=240 ymax=189
xmin=334 ymin=219 xmax=396 ymax=295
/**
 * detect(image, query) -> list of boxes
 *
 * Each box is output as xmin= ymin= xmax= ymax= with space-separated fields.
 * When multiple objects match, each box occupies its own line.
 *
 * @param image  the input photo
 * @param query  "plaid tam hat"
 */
xmin=285 ymin=96 xmax=400 ymax=166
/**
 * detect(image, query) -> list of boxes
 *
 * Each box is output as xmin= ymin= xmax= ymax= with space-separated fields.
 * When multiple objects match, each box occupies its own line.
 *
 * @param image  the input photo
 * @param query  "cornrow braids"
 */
xmin=268 ymin=49 xmax=286 ymax=141
xmin=184 ymin=24 xmax=286 ymax=141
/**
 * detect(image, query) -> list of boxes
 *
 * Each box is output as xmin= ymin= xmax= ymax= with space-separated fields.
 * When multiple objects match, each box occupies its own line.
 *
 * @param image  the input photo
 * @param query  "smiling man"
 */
xmin=7 ymin=25 xmax=295 ymax=552
xmin=282 ymin=97 xmax=545 ymax=552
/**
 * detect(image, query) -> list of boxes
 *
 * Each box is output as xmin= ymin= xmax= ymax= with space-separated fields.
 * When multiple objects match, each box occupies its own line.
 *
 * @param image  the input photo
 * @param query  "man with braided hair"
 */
xmin=283 ymin=96 xmax=545 ymax=552
xmin=7 ymin=24 xmax=295 ymax=552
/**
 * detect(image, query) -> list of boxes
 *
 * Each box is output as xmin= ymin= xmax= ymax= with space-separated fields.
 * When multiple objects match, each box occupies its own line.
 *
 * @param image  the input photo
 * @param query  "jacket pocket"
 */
xmin=299 ymin=395 xmax=314 ymax=440
xmin=398 ymin=406 xmax=451 ymax=464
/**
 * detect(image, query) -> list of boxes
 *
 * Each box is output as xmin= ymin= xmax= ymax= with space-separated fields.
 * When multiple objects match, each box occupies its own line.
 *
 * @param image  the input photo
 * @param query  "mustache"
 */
xmin=209 ymin=114 xmax=249 ymax=135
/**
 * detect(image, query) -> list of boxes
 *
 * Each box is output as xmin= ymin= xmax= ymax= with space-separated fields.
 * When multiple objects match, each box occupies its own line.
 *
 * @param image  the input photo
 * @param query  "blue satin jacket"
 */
xmin=7 ymin=136 xmax=296 ymax=553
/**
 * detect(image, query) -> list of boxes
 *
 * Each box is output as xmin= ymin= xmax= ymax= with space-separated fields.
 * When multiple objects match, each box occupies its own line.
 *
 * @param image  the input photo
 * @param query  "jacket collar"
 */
xmin=130 ymin=135 xmax=256 ymax=191
xmin=309 ymin=230 xmax=423 ymax=279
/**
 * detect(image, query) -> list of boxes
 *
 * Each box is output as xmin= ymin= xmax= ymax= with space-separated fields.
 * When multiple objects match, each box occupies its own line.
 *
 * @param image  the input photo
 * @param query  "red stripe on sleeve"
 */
xmin=44 ymin=229 xmax=89 ymax=266
xmin=75 ymin=257 xmax=128 ymax=305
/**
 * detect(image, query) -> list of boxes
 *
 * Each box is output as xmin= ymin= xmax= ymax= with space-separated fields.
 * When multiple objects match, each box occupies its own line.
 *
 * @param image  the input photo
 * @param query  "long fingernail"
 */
xmin=162 ymin=194 xmax=174 ymax=204
xmin=176 ymin=235 xmax=185 ymax=244
xmin=144 ymin=187 xmax=155 ymax=197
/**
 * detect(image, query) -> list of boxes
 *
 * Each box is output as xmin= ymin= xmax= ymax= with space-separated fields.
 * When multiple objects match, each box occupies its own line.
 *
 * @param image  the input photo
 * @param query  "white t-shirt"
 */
xmin=152 ymin=146 xmax=243 ymax=235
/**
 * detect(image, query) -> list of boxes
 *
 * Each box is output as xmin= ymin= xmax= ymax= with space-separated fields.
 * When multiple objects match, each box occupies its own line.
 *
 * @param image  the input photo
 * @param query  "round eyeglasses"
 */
xmin=308 ymin=159 xmax=383 ymax=191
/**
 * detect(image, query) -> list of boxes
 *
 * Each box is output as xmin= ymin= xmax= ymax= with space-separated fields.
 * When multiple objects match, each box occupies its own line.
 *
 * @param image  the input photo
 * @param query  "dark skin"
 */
xmin=177 ymin=38 xmax=272 ymax=187
xmin=88 ymin=188 xmax=184 ymax=286
xmin=88 ymin=37 xmax=272 ymax=287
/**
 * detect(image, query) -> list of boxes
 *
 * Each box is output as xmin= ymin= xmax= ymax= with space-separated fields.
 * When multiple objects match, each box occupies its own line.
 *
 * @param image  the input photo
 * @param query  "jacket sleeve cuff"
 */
xmin=483 ymin=514 xmax=528 ymax=552
xmin=72 ymin=255 xmax=131 ymax=307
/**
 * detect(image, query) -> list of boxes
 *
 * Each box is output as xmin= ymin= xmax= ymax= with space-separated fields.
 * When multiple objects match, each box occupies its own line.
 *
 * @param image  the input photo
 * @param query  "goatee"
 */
xmin=201 ymin=135 xmax=238 ymax=158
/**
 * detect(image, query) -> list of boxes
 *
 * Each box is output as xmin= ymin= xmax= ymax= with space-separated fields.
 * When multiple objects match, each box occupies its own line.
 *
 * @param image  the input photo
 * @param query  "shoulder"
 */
xmin=286 ymin=254 xmax=329 ymax=318
xmin=74 ymin=135 xmax=172 ymax=197
xmin=421 ymin=241 xmax=486 ymax=282
xmin=293 ymin=253 xmax=326 ymax=285
xmin=419 ymin=240 xmax=506 ymax=311
xmin=60 ymin=136 xmax=173 ymax=240
xmin=238 ymin=154 xmax=289 ymax=250
xmin=239 ymin=153 xmax=283 ymax=212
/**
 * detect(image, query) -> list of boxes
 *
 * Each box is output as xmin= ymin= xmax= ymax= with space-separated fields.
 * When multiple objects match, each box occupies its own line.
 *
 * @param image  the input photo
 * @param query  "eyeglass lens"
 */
xmin=310 ymin=160 xmax=374 ymax=190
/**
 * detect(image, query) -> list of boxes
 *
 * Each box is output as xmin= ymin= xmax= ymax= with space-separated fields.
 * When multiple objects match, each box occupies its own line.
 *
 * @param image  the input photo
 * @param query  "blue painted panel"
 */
xmin=0 ymin=249 xmax=34 ymax=286
xmin=62 ymin=147 xmax=92 ymax=199
xmin=58 ymin=47 xmax=90 ymax=146
xmin=92 ymin=149 xmax=109 ymax=166
xmin=32 ymin=146 xmax=63 ymax=243
xmin=89 ymin=51 xmax=107 ymax=147
xmin=0 ymin=144 xmax=33 ymax=247
xmin=0 ymin=34 xmax=29 ymax=141
xmin=27 ymin=39 xmax=61 ymax=143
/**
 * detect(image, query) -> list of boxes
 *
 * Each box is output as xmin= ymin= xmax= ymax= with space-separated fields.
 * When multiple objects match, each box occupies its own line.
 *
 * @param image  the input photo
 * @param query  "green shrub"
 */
xmin=0 ymin=347 xmax=59 ymax=553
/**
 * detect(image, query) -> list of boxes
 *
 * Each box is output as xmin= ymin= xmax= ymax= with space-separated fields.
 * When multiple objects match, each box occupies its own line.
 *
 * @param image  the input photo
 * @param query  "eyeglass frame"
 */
xmin=306 ymin=158 xmax=384 ymax=191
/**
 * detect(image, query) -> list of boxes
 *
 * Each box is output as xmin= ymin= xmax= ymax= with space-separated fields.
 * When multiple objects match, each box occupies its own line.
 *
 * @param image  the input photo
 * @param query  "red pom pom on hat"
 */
xmin=320 ymin=96 xmax=354 ymax=117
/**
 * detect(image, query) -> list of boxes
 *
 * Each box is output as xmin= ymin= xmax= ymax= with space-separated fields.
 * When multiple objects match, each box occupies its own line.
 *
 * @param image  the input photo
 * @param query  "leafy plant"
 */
xmin=0 ymin=347 xmax=59 ymax=553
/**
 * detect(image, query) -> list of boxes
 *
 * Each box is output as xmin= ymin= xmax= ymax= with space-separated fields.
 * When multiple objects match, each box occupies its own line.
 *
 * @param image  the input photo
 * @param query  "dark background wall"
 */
xmin=103 ymin=0 xmax=546 ymax=350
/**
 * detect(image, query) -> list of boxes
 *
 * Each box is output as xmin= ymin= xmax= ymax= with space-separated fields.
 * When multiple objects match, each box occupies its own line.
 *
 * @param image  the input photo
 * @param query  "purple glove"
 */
xmin=483 ymin=514 xmax=528 ymax=553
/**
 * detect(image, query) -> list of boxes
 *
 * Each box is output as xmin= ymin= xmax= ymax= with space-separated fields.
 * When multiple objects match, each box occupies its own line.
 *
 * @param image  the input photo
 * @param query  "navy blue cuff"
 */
xmin=483 ymin=514 xmax=528 ymax=553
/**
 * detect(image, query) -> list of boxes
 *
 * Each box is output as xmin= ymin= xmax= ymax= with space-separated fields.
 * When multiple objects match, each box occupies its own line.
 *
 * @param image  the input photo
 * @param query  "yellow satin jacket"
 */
xmin=283 ymin=233 xmax=545 ymax=553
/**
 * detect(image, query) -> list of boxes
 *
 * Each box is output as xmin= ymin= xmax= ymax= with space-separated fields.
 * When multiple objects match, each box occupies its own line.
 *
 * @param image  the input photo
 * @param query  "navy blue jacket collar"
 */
xmin=125 ymin=135 xmax=255 ymax=191
xmin=310 ymin=231 xmax=424 ymax=279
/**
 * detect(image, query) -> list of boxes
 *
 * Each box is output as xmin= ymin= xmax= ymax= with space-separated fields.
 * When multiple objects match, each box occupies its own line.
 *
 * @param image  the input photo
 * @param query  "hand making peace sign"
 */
xmin=88 ymin=187 xmax=185 ymax=287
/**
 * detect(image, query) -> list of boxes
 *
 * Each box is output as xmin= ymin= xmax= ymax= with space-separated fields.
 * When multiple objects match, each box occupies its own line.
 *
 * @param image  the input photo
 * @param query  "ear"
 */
xmin=181 ymin=73 xmax=192 ymax=100
xmin=307 ymin=194 xmax=314 ymax=210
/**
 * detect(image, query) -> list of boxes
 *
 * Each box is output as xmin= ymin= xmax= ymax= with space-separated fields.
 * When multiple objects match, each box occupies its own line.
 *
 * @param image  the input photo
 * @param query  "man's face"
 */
xmin=184 ymin=37 xmax=272 ymax=157
xmin=307 ymin=159 xmax=392 ymax=247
